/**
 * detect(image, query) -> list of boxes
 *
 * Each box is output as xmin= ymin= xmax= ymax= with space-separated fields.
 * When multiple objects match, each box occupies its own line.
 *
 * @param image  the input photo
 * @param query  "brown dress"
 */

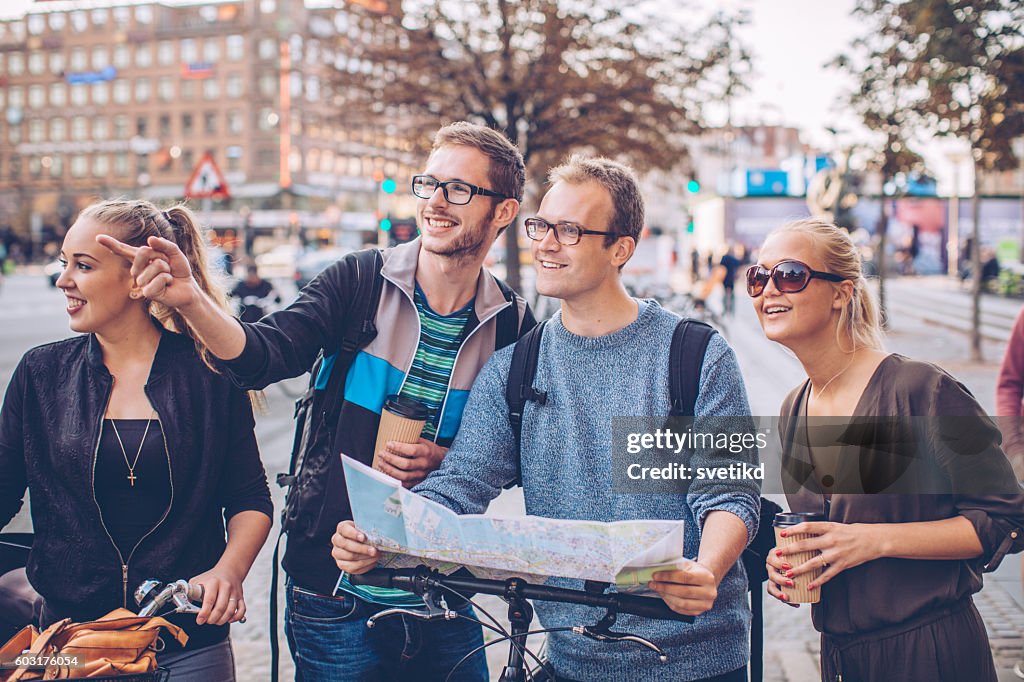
xmin=779 ymin=354 xmax=1024 ymax=682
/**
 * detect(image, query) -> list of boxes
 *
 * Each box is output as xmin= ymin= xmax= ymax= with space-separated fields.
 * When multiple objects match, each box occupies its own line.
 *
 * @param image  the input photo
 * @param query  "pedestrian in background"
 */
xmin=0 ymin=200 xmax=273 ymax=681
xmin=750 ymin=217 xmax=1024 ymax=682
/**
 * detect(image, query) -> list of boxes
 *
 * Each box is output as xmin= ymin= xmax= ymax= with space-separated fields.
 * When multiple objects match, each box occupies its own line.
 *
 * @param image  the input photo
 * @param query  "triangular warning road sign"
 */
xmin=184 ymin=152 xmax=230 ymax=199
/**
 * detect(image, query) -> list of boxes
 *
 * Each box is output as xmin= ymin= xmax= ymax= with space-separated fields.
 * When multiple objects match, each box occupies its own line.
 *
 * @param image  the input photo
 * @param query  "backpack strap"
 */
xmin=491 ymin=275 xmax=520 ymax=352
xmin=505 ymin=319 xmax=548 ymax=486
xmin=668 ymin=318 xmax=716 ymax=417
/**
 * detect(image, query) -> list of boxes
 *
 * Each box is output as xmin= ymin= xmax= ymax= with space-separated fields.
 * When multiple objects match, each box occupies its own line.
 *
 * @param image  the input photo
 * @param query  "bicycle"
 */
xmin=134 ymin=578 xmax=246 ymax=624
xmin=350 ymin=566 xmax=694 ymax=682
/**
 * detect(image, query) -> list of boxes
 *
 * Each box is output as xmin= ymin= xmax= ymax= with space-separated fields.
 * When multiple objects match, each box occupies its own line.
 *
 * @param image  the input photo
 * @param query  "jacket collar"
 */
xmin=381 ymin=238 xmax=512 ymax=322
xmin=86 ymin=322 xmax=190 ymax=380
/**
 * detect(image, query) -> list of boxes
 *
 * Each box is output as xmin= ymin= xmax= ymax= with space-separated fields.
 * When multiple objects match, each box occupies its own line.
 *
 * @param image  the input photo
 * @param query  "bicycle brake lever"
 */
xmin=366 ymin=592 xmax=457 ymax=628
xmin=573 ymin=626 xmax=668 ymax=662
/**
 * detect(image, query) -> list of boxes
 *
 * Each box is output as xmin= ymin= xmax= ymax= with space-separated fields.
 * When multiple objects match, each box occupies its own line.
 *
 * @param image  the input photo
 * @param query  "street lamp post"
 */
xmin=945 ymin=151 xmax=968 ymax=278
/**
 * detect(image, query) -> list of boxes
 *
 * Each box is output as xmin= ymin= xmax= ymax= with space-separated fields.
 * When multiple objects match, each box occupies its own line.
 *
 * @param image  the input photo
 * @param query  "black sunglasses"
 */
xmin=745 ymin=259 xmax=845 ymax=297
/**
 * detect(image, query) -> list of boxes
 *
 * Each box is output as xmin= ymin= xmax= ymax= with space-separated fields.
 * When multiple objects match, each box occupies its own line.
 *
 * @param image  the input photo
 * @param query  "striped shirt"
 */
xmin=336 ymin=283 xmax=474 ymax=606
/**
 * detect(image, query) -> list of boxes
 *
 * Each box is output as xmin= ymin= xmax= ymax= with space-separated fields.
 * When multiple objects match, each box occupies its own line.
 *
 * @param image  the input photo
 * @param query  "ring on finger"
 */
xmin=820 ymin=556 xmax=829 ymax=569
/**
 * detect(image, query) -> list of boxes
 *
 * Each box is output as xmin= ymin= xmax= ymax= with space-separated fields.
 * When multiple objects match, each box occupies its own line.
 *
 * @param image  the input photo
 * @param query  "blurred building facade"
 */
xmin=0 ymin=0 xmax=414 ymax=253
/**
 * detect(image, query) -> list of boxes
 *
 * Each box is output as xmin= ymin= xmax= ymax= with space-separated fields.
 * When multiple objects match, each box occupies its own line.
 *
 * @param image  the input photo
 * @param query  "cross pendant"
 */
xmin=128 ymin=472 xmax=137 ymax=487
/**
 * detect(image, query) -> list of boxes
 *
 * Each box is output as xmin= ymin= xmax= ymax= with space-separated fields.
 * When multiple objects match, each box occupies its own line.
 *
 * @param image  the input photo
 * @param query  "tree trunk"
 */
xmin=877 ymin=194 xmax=889 ymax=329
xmin=970 ymin=164 xmax=982 ymax=363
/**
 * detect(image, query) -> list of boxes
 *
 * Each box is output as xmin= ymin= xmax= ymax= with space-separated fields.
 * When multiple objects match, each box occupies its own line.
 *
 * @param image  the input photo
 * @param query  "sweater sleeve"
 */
xmin=0 ymin=358 xmax=28 ymax=530
xmin=996 ymin=308 xmax=1024 ymax=464
xmin=929 ymin=373 xmax=1024 ymax=568
xmin=219 ymin=387 xmax=274 ymax=521
xmin=686 ymin=334 xmax=761 ymax=546
xmin=216 ymin=256 xmax=357 ymax=389
xmin=413 ymin=348 xmax=517 ymax=514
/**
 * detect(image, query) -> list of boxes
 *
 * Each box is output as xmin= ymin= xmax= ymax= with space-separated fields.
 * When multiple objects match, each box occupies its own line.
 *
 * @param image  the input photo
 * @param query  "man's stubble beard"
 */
xmin=421 ymin=203 xmax=499 ymax=266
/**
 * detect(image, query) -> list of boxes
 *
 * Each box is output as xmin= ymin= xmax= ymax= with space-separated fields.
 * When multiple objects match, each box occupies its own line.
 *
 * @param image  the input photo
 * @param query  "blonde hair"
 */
xmin=79 ymin=199 xmax=230 ymax=369
xmin=771 ymin=218 xmax=884 ymax=352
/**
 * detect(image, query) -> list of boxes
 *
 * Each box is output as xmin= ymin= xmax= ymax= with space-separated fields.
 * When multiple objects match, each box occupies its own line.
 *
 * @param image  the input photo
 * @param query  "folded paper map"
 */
xmin=342 ymin=455 xmax=685 ymax=590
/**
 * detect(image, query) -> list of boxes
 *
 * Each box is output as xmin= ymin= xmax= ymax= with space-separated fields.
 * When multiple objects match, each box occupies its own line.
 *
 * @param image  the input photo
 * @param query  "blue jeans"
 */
xmin=284 ymin=578 xmax=488 ymax=682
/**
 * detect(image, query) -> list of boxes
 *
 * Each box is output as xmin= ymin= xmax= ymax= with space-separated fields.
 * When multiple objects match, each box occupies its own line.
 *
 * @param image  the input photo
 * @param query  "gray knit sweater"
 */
xmin=415 ymin=300 xmax=759 ymax=681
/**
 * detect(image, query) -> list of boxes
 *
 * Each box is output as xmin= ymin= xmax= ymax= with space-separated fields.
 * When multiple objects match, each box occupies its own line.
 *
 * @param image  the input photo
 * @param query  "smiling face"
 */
xmin=415 ymin=144 xmax=513 ymax=263
xmin=55 ymin=217 xmax=142 ymax=335
xmin=532 ymin=180 xmax=629 ymax=303
xmin=752 ymin=231 xmax=846 ymax=349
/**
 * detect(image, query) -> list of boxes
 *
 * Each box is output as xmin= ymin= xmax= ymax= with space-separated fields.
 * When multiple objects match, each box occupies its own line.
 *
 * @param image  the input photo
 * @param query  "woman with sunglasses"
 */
xmin=749 ymin=218 xmax=1024 ymax=682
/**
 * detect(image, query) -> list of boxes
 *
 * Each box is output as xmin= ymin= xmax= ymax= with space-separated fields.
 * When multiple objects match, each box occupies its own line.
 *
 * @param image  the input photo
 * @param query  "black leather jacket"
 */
xmin=0 ymin=327 xmax=273 ymax=624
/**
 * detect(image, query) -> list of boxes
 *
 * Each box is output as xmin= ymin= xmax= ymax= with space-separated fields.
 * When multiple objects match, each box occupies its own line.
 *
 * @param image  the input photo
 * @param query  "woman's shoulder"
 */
xmin=873 ymin=353 xmax=981 ymax=413
xmin=876 ymin=353 xmax=955 ymax=392
xmin=20 ymin=335 xmax=89 ymax=366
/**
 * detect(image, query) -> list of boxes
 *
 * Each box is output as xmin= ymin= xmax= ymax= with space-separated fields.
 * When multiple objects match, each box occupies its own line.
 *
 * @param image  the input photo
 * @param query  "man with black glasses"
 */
xmin=101 ymin=122 xmax=535 ymax=681
xmin=335 ymin=156 xmax=760 ymax=682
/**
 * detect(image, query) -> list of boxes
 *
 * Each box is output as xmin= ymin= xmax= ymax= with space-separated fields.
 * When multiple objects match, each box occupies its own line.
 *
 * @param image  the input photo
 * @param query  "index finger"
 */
xmin=96 ymin=234 xmax=140 ymax=261
xmin=782 ymin=521 xmax=830 ymax=537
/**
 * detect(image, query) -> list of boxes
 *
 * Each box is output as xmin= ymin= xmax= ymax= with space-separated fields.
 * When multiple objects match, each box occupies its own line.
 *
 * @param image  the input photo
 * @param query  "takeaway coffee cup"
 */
xmin=372 ymin=395 xmax=430 ymax=472
xmin=773 ymin=511 xmax=828 ymax=604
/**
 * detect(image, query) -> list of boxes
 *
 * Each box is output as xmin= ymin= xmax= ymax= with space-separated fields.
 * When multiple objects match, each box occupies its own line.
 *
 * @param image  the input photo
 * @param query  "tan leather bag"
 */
xmin=0 ymin=608 xmax=187 ymax=680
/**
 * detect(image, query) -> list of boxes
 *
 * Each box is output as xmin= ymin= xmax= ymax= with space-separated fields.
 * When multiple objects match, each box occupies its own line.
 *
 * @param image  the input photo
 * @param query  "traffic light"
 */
xmin=686 ymin=179 xmax=700 ymax=194
xmin=686 ymin=220 xmax=695 ymax=233
xmin=380 ymin=217 xmax=392 ymax=232
xmin=381 ymin=178 xmax=397 ymax=194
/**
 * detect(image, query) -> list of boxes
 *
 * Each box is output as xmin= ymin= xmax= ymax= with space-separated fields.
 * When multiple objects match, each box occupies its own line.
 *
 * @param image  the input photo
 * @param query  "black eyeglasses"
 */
xmin=411 ymin=174 xmax=508 ymax=205
xmin=745 ymin=259 xmax=845 ymax=297
xmin=524 ymin=217 xmax=615 ymax=246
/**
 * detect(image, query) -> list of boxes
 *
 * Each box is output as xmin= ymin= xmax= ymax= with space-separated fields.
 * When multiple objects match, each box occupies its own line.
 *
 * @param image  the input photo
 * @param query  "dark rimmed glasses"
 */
xmin=524 ymin=217 xmax=615 ymax=246
xmin=411 ymin=174 xmax=508 ymax=205
xmin=745 ymin=259 xmax=846 ymax=297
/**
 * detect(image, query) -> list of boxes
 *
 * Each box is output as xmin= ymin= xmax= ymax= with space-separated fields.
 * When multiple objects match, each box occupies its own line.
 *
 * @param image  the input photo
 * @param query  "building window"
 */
xmin=136 ymin=116 xmax=148 ymax=136
xmin=49 ymin=52 xmax=64 ymax=75
xmin=261 ymin=0 xmax=276 ymax=14
xmin=258 ymin=38 xmax=276 ymax=60
xmin=135 ymin=44 xmax=152 ymax=68
xmin=203 ymin=79 xmax=219 ymax=100
xmin=305 ymin=76 xmax=319 ymax=102
xmin=135 ymin=6 xmax=153 ymax=24
xmin=112 ymin=6 xmax=130 ymax=28
xmin=226 ymin=73 xmax=243 ymax=98
xmin=9 ymin=22 xmax=25 ymax=41
xmin=49 ymin=118 xmax=66 ymax=142
xmin=48 ymin=12 xmax=67 ymax=31
xmin=27 ymin=15 xmax=44 ymax=36
xmin=135 ymin=78 xmax=151 ymax=103
xmin=28 ymin=51 xmax=44 ymax=75
xmin=159 ymin=114 xmax=170 ymax=136
xmin=258 ymin=73 xmax=275 ymax=98
xmin=158 ymin=77 xmax=174 ymax=102
xmin=91 ymin=81 xmax=109 ymax=105
xmin=181 ymin=39 xmax=197 ymax=63
xmin=113 ymin=44 xmax=129 ymax=69
xmin=182 ymin=113 xmax=193 ymax=134
xmin=8 ymin=52 xmax=25 ymax=76
xmin=8 ymin=86 xmax=24 ymax=108
xmin=289 ymin=71 xmax=301 ymax=98
xmin=204 ymin=111 xmax=217 ymax=135
xmin=92 ymin=117 xmax=108 ymax=140
xmin=49 ymin=83 xmax=66 ymax=107
xmin=137 ymin=153 xmax=149 ymax=175
xmin=70 ymin=83 xmax=87 ymax=107
xmin=289 ymin=150 xmax=301 ymax=173
xmin=203 ymin=38 xmax=219 ymax=63
xmin=226 ymin=35 xmax=244 ymax=61
xmin=226 ymin=109 xmax=242 ymax=135
xmin=93 ymin=154 xmax=109 ymax=177
xmin=113 ymin=115 xmax=129 ymax=139
xmin=158 ymin=40 xmax=174 ymax=65
xmin=91 ymin=46 xmax=108 ymax=70
xmin=70 ymin=11 xmax=87 ymax=33
xmin=114 ymin=152 xmax=129 ymax=177
xmin=113 ymin=79 xmax=130 ymax=104
xmin=28 ymin=85 xmax=44 ymax=109
xmin=9 ymin=155 xmax=21 ymax=179
xmin=257 ymin=149 xmax=276 ymax=167
xmin=69 ymin=47 xmax=86 ymax=71
xmin=181 ymin=149 xmax=194 ymax=170
xmin=49 ymin=155 xmax=63 ymax=178
xmin=257 ymin=108 xmax=276 ymax=131
xmin=28 ymin=120 xmax=44 ymax=143
xmin=71 ymin=155 xmax=87 ymax=177
xmin=181 ymin=80 xmax=196 ymax=100
xmin=71 ymin=116 xmax=88 ymax=141
xmin=8 ymin=125 xmax=22 ymax=145
xmin=91 ymin=9 xmax=108 ymax=28
xmin=29 ymin=156 xmax=42 ymax=178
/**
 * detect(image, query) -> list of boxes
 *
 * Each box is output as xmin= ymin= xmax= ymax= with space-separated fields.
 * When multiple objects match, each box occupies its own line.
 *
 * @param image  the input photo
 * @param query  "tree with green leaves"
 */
xmin=329 ymin=0 xmax=749 ymax=290
xmin=851 ymin=0 xmax=1023 ymax=360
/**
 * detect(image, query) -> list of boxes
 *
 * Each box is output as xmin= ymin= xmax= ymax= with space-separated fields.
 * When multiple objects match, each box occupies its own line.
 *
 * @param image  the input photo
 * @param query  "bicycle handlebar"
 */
xmin=350 ymin=566 xmax=693 ymax=624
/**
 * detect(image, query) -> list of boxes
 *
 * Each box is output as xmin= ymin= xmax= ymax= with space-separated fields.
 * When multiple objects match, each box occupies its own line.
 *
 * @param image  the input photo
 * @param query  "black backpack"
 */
xmin=505 ymin=317 xmax=781 ymax=682
xmin=269 ymin=247 xmax=522 ymax=681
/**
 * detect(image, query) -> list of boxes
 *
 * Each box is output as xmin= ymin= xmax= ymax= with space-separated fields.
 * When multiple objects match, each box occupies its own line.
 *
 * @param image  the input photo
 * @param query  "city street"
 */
xmin=2 ymin=270 xmax=1023 ymax=680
